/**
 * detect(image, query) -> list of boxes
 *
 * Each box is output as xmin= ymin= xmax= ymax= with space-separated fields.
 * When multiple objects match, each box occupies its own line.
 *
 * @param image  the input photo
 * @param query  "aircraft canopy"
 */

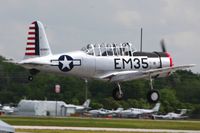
xmin=81 ymin=43 xmax=136 ymax=56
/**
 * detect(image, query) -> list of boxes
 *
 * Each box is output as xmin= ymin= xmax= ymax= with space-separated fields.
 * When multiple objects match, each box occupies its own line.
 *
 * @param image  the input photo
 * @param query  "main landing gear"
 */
xmin=147 ymin=76 xmax=160 ymax=103
xmin=112 ymin=83 xmax=123 ymax=100
xmin=112 ymin=75 xmax=160 ymax=103
xmin=28 ymin=69 xmax=40 ymax=81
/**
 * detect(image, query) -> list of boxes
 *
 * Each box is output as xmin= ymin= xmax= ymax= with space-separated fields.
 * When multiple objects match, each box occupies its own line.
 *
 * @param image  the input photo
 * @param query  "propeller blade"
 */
xmin=160 ymin=39 xmax=167 ymax=52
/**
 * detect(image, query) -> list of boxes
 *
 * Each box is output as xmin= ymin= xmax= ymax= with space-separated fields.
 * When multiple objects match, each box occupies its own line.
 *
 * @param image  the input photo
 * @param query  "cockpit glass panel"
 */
xmin=86 ymin=44 xmax=95 ymax=55
xmin=101 ymin=44 xmax=107 ymax=56
xmin=94 ymin=44 xmax=101 ymax=56
xmin=107 ymin=44 xmax=114 ymax=56
xmin=81 ymin=43 xmax=135 ymax=56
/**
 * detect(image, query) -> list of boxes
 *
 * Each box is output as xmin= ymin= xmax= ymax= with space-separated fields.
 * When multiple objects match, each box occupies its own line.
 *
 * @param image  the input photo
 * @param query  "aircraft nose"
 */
xmin=165 ymin=52 xmax=173 ymax=67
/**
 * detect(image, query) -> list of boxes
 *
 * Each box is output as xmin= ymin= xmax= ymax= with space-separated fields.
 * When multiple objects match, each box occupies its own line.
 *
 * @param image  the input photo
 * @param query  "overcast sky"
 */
xmin=0 ymin=0 xmax=199 ymax=73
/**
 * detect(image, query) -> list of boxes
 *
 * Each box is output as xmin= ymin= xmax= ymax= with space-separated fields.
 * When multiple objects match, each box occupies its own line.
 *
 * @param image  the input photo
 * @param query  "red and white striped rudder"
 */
xmin=24 ymin=21 xmax=52 ymax=59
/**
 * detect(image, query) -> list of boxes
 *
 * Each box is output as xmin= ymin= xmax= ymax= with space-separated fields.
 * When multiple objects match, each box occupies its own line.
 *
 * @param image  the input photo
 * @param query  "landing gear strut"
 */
xmin=147 ymin=75 xmax=160 ymax=103
xmin=112 ymin=83 xmax=123 ymax=100
xmin=28 ymin=69 xmax=40 ymax=81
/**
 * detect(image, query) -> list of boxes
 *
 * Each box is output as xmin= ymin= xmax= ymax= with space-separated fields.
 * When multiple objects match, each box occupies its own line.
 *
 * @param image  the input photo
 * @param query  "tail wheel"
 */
xmin=147 ymin=90 xmax=160 ymax=103
xmin=28 ymin=76 xmax=33 ymax=81
xmin=112 ymin=87 xmax=123 ymax=100
xmin=28 ymin=69 xmax=40 ymax=81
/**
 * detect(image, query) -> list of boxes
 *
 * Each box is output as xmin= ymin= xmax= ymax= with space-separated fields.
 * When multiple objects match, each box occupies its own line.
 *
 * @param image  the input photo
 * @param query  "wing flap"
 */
xmin=143 ymin=64 xmax=195 ymax=76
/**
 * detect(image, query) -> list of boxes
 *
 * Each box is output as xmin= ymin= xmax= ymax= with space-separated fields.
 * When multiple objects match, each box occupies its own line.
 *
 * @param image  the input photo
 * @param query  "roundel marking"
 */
xmin=58 ymin=55 xmax=73 ymax=72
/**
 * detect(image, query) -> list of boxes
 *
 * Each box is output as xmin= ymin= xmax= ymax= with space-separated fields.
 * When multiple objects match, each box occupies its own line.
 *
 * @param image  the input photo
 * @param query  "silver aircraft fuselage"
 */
xmin=19 ymin=50 xmax=172 ymax=82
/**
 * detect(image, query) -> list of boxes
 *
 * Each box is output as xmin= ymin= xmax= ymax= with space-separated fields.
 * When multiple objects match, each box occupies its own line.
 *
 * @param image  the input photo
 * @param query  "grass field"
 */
xmin=1 ymin=116 xmax=200 ymax=131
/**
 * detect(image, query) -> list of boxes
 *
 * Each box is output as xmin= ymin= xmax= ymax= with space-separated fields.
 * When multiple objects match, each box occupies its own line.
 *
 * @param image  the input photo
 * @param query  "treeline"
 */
xmin=0 ymin=56 xmax=200 ymax=118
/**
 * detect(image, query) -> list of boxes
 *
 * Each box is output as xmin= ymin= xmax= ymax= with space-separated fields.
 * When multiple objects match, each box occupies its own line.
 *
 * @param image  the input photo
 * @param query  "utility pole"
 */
xmin=55 ymin=84 xmax=61 ymax=117
xmin=85 ymin=79 xmax=88 ymax=100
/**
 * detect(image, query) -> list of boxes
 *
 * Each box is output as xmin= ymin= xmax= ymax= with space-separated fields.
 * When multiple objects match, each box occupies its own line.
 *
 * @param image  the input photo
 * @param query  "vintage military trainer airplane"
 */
xmin=10 ymin=21 xmax=194 ymax=103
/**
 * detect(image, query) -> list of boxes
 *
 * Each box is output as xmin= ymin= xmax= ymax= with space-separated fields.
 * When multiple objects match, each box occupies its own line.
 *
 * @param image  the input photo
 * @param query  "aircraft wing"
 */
xmin=179 ymin=116 xmax=189 ymax=119
xmin=152 ymin=114 xmax=166 ymax=119
xmin=143 ymin=64 xmax=195 ymax=76
xmin=3 ymin=59 xmax=18 ymax=65
xmin=103 ymin=64 xmax=195 ymax=82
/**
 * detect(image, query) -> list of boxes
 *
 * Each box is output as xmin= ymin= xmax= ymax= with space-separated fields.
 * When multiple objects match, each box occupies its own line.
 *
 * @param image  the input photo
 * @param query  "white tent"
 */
xmin=0 ymin=120 xmax=15 ymax=133
xmin=17 ymin=100 xmax=76 ymax=116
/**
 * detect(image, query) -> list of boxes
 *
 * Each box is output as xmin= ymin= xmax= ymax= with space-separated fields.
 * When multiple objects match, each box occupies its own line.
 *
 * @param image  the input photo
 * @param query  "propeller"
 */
xmin=160 ymin=39 xmax=167 ymax=52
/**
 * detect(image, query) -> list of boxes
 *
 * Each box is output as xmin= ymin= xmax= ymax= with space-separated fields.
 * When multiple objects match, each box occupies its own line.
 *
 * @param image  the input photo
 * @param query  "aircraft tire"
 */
xmin=147 ymin=90 xmax=160 ymax=103
xmin=112 ymin=87 xmax=123 ymax=100
xmin=28 ymin=76 xmax=33 ymax=81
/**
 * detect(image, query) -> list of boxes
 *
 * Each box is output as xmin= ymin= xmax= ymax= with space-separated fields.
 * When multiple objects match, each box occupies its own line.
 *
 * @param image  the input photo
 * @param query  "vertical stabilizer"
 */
xmin=82 ymin=99 xmax=91 ymax=108
xmin=152 ymin=103 xmax=161 ymax=112
xmin=180 ymin=109 xmax=187 ymax=115
xmin=24 ymin=21 xmax=52 ymax=59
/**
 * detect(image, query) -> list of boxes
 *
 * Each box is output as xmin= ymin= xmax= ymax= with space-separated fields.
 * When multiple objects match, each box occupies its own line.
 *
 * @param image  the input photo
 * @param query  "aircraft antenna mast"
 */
xmin=140 ymin=28 xmax=143 ymax=52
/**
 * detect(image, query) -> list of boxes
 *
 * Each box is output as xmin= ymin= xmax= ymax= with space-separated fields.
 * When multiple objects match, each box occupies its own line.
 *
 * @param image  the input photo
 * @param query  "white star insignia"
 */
xmin=59 ymin=56 xmax=72 ymax=70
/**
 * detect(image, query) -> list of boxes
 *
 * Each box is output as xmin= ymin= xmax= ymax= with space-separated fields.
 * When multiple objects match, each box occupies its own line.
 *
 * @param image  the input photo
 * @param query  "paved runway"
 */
xmin=14 ymin=126 xmax=200 ymax=133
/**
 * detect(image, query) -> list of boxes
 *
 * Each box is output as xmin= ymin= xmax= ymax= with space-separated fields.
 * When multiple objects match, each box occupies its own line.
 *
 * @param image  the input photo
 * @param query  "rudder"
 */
xmin=152 ymin=103 xmax=160 ymax=112
xmin=82 ymin=99 xmax=91 ymax=108
xmin=24 ymin=21 xmax=52 ymax=59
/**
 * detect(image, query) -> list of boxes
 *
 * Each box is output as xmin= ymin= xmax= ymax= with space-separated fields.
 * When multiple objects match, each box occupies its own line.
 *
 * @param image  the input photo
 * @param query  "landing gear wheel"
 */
xmin=112 ymin=87 xmax=123 ymax=100
xmin=28 ymin=76 xmax=33 ymax=81
xmin=147 ymin=90 xmax=160 ymax=103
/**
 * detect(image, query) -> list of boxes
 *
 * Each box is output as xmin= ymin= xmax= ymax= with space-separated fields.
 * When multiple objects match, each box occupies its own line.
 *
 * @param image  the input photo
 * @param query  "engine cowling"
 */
xmin=153 ymin=52 xmax=173 ymax=77
xmin=132 ymin=51 xmax=173 ymax=78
